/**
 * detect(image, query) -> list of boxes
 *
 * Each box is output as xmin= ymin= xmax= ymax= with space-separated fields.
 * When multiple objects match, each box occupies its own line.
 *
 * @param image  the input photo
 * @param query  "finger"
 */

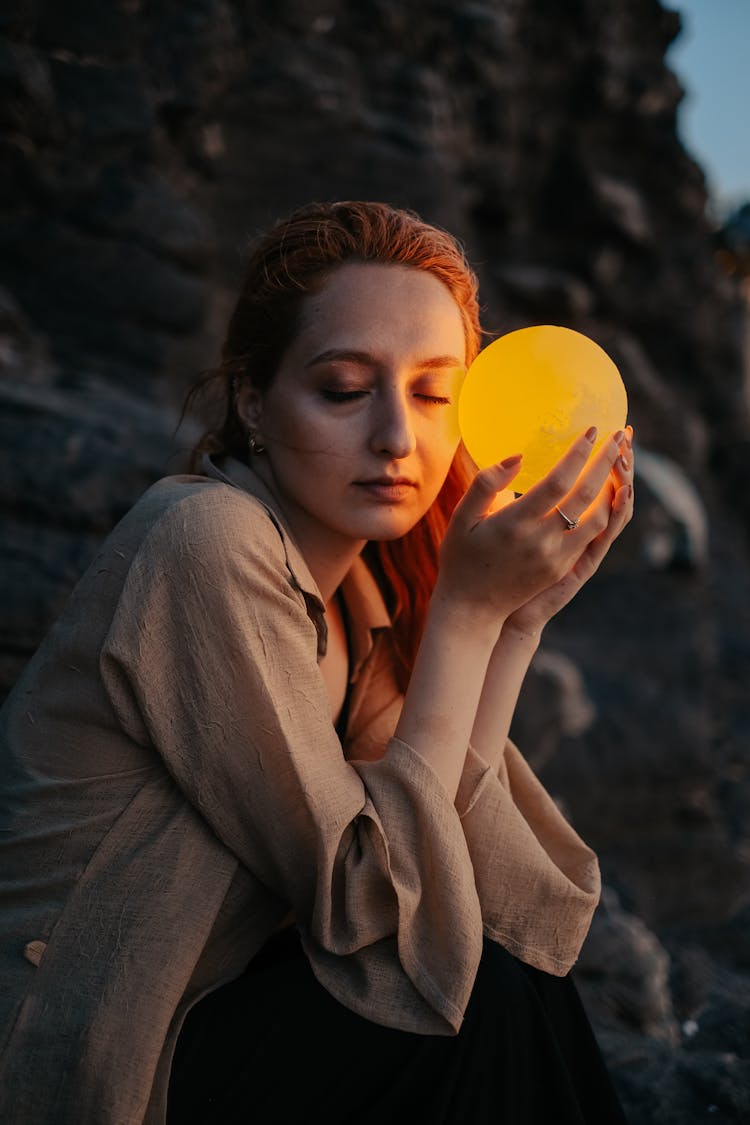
xmin=611 ymin=427 xmax=634 ymax=488
xmin=575 ymin=475 xmax=615 ymax=537
xmin=546 ymin=427 xmax=627 ymax=526
xmin=451 ymin=453 xmax=524 ymax=528
xmin=611 ymin=452 xmax=633 ymax=489
xmin=521 ymin=479 xmax=633 ymax=623
xmin=576 ymin=481 xmax=633 ymax=570
xmin=519 ymin=426 xmax=600 ymax=520
xmin=614 ymin=479 xmax=635 ymax=526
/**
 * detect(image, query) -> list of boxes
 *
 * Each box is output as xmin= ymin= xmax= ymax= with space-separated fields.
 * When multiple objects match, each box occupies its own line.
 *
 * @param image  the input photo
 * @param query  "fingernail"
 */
xmin=585 ymin=426 xmax=598 ymax=443
xmin=613 ymin=429 xmax=626 ymax=445
xmin=500 ymin=453 xmax=523 ymax=468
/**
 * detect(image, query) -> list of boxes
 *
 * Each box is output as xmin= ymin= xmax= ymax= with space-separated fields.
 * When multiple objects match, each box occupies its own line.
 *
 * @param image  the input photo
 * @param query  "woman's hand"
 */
xmin=501 ymin=426 xmax=634 ymax=641
xmin=434 ymin=425 xmax=632 ymax=635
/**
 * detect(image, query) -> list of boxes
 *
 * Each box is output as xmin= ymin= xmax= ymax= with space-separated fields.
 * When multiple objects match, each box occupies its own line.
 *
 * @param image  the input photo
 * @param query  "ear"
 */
xmin=235 ymin=380 xmax=264 ymax=437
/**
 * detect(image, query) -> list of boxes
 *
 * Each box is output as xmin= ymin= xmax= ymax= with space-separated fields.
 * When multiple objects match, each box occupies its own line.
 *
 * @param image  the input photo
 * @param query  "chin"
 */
xmin=357 ymin=513 xmax=424 ymax=542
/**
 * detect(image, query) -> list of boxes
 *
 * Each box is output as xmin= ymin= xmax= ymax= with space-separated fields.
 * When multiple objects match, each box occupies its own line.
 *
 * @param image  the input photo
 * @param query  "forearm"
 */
xmin=393 ymin=427 xmax=632 ymax=799
xmin=393 ymin=587 xmax=501 ymax=801
xmin=469 ymin=624 xmax=541 ymax=773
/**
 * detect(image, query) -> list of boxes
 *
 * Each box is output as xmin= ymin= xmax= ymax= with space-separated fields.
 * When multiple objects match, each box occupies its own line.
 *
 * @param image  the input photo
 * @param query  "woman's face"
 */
xmin=238 ymin=261 xmax=467 ymax=559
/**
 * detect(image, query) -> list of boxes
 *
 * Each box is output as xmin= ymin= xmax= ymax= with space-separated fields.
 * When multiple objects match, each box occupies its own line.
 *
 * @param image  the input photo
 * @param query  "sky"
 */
xmin=662 ymin=0 xmax=750 ymax=217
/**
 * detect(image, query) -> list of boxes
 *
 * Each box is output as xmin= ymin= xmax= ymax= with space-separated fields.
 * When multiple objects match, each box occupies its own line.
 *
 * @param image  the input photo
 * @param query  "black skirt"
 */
xmin=168 ymin=928 xmax=628 ymax=1124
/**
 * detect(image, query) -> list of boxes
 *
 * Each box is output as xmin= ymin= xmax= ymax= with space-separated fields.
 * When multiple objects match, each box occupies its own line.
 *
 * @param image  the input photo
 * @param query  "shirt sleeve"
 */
xmin=99 ymin=485 xmax=482 ymax=1035
xmin=346 ymin=637 xmax=601 ymax=977
xmin=455 ymin=740 xmax=601 ymax=975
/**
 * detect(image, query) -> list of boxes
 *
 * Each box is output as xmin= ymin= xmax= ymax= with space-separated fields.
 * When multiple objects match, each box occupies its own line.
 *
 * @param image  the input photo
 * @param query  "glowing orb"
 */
xmin=458 ymin=325 xmax=628 ymax=493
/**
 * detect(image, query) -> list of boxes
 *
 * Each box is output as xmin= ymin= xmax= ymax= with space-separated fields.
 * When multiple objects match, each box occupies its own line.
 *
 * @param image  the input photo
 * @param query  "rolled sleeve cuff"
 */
xmin=456 ymin=742 xmax=600 ymax=976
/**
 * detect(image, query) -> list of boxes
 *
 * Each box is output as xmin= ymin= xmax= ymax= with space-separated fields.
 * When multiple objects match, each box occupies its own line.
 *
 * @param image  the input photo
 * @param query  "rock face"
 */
xmin=2 ymin=1 xmax=749 ymax=1119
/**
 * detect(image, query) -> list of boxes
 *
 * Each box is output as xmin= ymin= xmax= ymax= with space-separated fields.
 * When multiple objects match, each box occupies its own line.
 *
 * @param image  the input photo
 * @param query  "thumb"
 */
xmin=453 ymin=454 xmax=523 ymax=528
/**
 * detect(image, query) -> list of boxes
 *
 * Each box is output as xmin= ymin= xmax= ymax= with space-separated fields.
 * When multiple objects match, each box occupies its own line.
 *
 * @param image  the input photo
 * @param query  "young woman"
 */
xmin=0 ymin=201 xmax=633 ymax=1123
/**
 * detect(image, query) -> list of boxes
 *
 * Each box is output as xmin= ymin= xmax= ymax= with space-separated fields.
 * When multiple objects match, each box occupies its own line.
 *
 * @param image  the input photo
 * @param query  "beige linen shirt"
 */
xmin=0 ymin=456 xmax=600 ymax=1125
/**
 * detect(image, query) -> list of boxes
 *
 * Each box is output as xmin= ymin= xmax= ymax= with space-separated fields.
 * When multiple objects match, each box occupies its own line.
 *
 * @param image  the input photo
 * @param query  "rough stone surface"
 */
xmin=2 ymin=2 xmax=749 ymax=1120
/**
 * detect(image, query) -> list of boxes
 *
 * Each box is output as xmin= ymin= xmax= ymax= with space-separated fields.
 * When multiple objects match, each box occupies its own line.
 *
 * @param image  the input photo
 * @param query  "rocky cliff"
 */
xmin=2 ymin=0 xmax=749 ymax=1119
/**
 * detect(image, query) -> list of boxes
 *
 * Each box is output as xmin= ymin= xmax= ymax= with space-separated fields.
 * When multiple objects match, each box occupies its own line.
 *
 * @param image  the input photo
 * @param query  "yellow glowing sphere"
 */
xmin=458 ymin=325 xmax=628 ymax=494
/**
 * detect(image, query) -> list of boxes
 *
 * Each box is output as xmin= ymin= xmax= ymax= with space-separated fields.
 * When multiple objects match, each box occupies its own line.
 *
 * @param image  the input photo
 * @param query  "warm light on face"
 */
xmin=241 ymin=263 xmax=468 ymax=558
xmin=458 ymin=325 xmax=628 ymax=493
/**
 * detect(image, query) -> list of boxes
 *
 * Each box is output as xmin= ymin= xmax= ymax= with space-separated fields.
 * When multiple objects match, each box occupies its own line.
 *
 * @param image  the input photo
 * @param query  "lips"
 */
xmin=356 ymin=476 xmax=417 ymax=487
xmin=354 ymin=477 xmax=418 ymax=501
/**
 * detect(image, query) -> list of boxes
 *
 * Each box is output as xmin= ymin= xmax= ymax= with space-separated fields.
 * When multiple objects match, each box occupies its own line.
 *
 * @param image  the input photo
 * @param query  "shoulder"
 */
xmin=102 ymin=474 xmax=323 ymax=635
xmin=126 ymin=474 xmax=288 ymax=564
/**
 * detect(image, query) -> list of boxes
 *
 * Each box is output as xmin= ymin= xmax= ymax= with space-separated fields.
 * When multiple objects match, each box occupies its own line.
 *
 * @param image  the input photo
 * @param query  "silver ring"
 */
xmin=555 ymin=506 xmax=579 ymax=531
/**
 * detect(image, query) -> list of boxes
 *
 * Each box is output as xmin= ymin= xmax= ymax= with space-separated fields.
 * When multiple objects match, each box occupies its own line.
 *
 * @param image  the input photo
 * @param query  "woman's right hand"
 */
xmin=434 ymin=426 xmax=627 ymax=630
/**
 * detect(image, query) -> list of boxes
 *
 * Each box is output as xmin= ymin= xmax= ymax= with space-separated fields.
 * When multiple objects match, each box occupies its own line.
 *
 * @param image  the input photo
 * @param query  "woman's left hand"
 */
xmin=501 ymin=427 xmax=634 ymax=643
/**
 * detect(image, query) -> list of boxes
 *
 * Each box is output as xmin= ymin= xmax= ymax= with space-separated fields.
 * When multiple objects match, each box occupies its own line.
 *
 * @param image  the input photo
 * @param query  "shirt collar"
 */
xmin=340 ymin=554 xmax=392 ymax=680
xmin=200 ymin=454 xmax=391 ymax=674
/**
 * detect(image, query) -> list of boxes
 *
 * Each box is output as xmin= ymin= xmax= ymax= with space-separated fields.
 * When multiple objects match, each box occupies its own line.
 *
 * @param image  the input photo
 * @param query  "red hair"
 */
xmin=186 ymin=201 xmax=483 ymax=690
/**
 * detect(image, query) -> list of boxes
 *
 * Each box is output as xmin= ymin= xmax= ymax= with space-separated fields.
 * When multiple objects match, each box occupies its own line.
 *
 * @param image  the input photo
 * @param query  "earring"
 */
xmin=248 ymin=431 xmax=265 ymax=456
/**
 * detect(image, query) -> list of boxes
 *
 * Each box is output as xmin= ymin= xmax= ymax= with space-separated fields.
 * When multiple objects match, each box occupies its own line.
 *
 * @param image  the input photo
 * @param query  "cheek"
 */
xmin=419 ymin=447 xmax=460 ymax=512
xmin=420 ymin=419 xmax=461 ymax=473
xmin=266 ymin=400 xmax=350 ymax=456
xmin=421 ymin=411 xmax=461 ymax=475
xmin=273 ymin=422 xmax=363 ymax=481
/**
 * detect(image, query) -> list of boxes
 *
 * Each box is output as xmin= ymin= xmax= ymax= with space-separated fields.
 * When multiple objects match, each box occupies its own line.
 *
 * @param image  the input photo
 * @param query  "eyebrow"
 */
xmin=306 ymin=349 xmax=465 ymax=371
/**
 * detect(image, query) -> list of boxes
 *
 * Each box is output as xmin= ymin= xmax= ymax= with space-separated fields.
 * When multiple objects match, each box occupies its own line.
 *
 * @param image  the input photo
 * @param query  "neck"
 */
xmin=297 ymin=535 xmax=365 ymax=606
xmin=250 ymin=458 xmax=365 ymax=603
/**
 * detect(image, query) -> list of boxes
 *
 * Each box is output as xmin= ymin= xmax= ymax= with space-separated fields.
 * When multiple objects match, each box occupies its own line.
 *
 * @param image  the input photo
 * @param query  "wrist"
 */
xmin=430 ymin=577 xmax=506 ymax=645
xmin=496 ymin=620 xmax=543 ymax=655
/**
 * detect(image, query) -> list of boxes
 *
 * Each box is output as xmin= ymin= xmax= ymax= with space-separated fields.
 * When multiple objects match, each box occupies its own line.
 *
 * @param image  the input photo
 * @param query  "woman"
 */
xmin=0 ymin=201 xmax=633 ymax=1123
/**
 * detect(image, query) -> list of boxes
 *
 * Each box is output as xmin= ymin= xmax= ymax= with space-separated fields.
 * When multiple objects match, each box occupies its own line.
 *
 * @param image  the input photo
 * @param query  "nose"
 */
xmin=369 ymin=384 xmax=417 ymax=459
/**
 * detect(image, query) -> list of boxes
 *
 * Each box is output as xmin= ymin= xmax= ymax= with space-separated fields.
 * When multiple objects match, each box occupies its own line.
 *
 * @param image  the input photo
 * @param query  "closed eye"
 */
xmin=321 ymin=390 xmax=452 ymax=405
xmin=416 ymin=394 xmax=451 ymax=405
xmin=321 ymin=389 xmax=368 ymax=402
